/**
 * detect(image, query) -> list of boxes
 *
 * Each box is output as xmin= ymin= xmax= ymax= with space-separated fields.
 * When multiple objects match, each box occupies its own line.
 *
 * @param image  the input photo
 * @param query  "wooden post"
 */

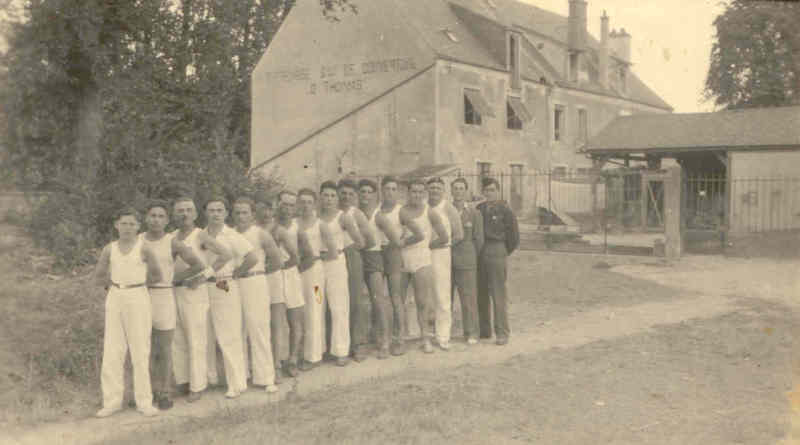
xmin=664 ymin=165 xmax=682 ymax=259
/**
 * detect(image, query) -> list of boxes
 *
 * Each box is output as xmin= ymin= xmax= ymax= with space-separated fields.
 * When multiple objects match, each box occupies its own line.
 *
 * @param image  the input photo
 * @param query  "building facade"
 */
xmin=251 ymin=0 xmax=672 ymax=215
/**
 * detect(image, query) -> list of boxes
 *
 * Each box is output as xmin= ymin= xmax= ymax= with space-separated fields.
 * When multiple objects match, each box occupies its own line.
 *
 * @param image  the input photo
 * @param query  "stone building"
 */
xmin=251 ymin=0 xmax=671 ymax=214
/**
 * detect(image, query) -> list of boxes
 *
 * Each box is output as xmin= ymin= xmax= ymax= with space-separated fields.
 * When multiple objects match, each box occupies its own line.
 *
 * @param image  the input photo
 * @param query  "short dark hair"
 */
xmin=173 ymin=196 xmax=196 ymax=208
xmin=233 ymin=197 xmax=255 ymax=211
xmin=381 ymin=176 xmax=399 ymax=188
xmin=358 ymin=179 xmax=377 ymax=192
xmin=451 ymin=177 xmax=469 ymax=189
xmin=408 ymin=177 xmax=427 ymax=189
xmin=145 ymin=199 xmax=169 ymax=214
xmin=482 ymin=177 xmax=500 ymax=190
xmin=115 ymin=206 xmax=141 ymax=222
xmin=319 ymin=180 xmax=338 ymax=194
xmin=426 ymin=176 xmax=444 ymax=186
xmin=297 ymin=188 xmax=317 ymax=201
xmin=203 ymin=196 xmax=228 ymax=210
xmin=337 ymin=179 xmax=358 ymax=192
xmin=277 ymin=190 xmax=296 ymax=203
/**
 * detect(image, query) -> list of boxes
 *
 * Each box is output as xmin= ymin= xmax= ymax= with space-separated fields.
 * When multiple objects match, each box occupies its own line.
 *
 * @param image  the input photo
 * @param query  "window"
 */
xmin=554 ymin=105 xmax=566 ymax=141
xmin=578 ymin=108 xmax=588 ymax=142
xmin=509 ymin=33 xmax=521 ymax=89
xmin=477 ymin=161 xmax=492 ymax=190
xmin=619 ymin=66 xmax=627 ymax=92
xmin=507 ymin=96 xmax=532 ymax=130
xmin=463 ymin=89 xmax=495 ymax=125
xmin=569 ymin=53 xmax=579 ymax=82
xmin=507 ymin=102 xmax=522 ymax=130
xmin=465 ymin=92 xmax=482 ymax=125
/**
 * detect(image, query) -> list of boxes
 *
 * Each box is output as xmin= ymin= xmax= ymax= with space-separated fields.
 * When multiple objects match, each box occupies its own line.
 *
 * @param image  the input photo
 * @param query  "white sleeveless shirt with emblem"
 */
xmin=322 ymin=211 xmax=346 ymax=252
xmin=303 ymin=219 xmax=323 ymax=257
xmin=110 ymin=238 xmax=147 ymax=286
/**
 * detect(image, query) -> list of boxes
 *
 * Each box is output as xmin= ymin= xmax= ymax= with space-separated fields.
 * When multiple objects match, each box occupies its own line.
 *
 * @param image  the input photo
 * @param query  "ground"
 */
xmin=1 ymin=223 xmax=798 ymax=444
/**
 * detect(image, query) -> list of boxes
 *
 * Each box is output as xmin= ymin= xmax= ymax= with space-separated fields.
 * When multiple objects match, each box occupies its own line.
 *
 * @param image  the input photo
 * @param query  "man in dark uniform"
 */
xmin=476 ymin=177 xmax=519 ymax=345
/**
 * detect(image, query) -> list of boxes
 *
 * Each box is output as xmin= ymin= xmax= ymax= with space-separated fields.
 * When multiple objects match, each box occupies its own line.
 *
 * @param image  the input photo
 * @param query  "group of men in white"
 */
xmin=93 ymin=175 xmax=519 ymax=418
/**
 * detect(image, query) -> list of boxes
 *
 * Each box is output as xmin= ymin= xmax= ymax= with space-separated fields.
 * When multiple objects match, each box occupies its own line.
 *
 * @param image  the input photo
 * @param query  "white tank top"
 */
xmin=380 ymin=203 xmax=402 ymax=247
xmin=174 ymin=228 xmax=205 ymax=276
xmin=242 ymin=225 xmax=265 ymax=273
xmin=341 ymin=207 xmax=355 ymax=248
xmin=303 ymin=219 xmax=322 ymax=257
xmin=429 ymin=200 xmax=452 ymax=247
xmin=278 ymin=220 xmax=298 ymax=263
xmin=110 ymin=239 xmax=147 ymax=286
xmin=365 ymin=207 xmax=382 ymax=252
xmin=403 ymin=205 xmax=432 ymax=252
xmin=323 ymin=211 xmax=346 ymax=252
xmin=140 ymin=232 xmax=174 ymax=285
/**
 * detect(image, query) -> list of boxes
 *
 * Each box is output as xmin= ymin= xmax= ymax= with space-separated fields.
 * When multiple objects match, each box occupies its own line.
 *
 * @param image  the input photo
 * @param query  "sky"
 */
xmin=522 ymin=0 xmax=728 ymax=113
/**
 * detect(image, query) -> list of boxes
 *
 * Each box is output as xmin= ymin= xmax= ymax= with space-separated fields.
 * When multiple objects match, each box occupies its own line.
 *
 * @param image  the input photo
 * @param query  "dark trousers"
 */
xmin=345 ymin=246 xmax=370 ymax=348
xmin=452 ymin=268 xmax=479 ymax=340
xmin=477 ymin=242 xmax=510 ymax=339
xmin=150 ymin=328 xmax=173 ymax=395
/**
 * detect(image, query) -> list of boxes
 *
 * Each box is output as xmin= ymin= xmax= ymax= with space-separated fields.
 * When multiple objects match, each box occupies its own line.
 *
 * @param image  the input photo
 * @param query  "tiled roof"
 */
xmin=585 ymin=106 xmax=800 ymax=154
xmin=403 ymin=0 xmax=672 ymax=110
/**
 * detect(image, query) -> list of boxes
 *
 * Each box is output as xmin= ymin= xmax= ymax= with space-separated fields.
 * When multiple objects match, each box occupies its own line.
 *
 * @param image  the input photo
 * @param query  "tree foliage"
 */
xmin=705 ymin=0 xmax=800 ymax=109
xmin=0 ymin=0 xmax=354 ymax=268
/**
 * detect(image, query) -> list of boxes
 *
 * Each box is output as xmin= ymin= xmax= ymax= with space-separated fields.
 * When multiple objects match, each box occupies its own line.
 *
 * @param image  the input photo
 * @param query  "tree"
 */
xmin=0 ymin=0 xmax=354 ymax=268
xmin=705 ymin=0 xmax=800 ymax=109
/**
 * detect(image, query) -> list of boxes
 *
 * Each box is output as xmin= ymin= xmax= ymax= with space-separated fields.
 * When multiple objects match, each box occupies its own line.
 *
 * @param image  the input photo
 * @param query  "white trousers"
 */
xmin=207 ymin=281 xmax=247 ymax=392
xmin=238 ymin=274 xmax=275 ymax=386
xmin=431 ymin=248 xmax=452 ymax=344
xmin=172 ymin=284 xmax=209 ymax=392
xmin=301 ymin=261 xmax=325 ymax=363
xmin=323 ymin=256 xmax=350 ymax=358
xmin=101 ymin=287 xmax=152 ymax=410
xmin=283 ymin=267 xmax=305 ymax=309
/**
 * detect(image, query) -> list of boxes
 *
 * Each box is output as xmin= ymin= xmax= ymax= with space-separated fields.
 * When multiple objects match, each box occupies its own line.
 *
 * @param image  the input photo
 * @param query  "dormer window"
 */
xmin=569 ymin=52 xmax=579 ymax=82
xmin=508 ymin=33 xmax=521 ymax=89
xmin=619 ymin=66 xmax=628 ymax=93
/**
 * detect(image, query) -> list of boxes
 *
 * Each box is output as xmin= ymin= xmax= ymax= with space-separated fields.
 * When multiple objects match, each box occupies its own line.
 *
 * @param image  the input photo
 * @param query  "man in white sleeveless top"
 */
xmin=337 ymin=179 xmax=376 ymax=362
xmin=398 ymin=178 xmax=450 ymax=353
xmin=375 ymin=176 xmax=410 ymax=356
xmin=141 ymin=201 xmax=205 ymax=410
xmin=171 ymin=196 xmax=231 ymax=403
xmin=203 ymin=197 xmax=258 ymax=399
xmin=426 ymin=177 xmax=464 ymax=350
xmin=233 ymin=197 xmax=282 ymax=393
xmin=296 ymin=188 xmax=329 ymax=369
xmin=357 ymin=179 xmax=393 ymax=359
xmin=93 ymin=207 xmax=162 ymax=417
xmin=319 ymin=181 xmax=363 ymax=366
xmin=273 ymin=191 xmax=305 ymax=377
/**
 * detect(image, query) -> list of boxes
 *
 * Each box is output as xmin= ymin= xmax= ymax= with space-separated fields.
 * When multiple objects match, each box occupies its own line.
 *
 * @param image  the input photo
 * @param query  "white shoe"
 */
xmin=225 ymin=390 xmax=241 ymax=399
xmin=467 ymin=338 xmax=478 ymax=345
xmin=265 ymin=384 xmax=279 ymax=394
xmin=95 ymin=406 xmax=121 ymax=418
xmin=438 ymin=340 xmax=451 ymax=351
xmin=138 ymin=405 xmax=159 ymax=417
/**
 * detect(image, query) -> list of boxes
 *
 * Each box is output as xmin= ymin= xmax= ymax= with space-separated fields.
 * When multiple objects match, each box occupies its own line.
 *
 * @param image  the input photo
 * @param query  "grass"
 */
xmin=0 ymin=224 xmax=104 ymax=425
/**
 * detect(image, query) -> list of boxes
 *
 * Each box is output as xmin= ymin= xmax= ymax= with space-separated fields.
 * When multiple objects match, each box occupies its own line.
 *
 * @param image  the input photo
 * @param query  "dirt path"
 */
xmin=4 ymin=289 xmax=738 ymax=445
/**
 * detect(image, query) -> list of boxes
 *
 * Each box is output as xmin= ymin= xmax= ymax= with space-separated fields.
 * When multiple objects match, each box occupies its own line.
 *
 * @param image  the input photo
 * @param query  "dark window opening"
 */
xmin=578 ymin=108 xmax=588 ymax=142
xmin=464 ymin=91 xmax=482 ymax=125
xmin=507 ymin=101 xmax=522 ymax=130
xmin=554 ymin=105 xmax=565 ymax=141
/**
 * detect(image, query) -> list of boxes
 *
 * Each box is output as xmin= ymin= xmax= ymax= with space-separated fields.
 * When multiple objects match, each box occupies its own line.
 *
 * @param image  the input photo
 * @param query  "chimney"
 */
xmin=568 ymin=0 xmax=588 ymax=52
xmin=609 ymin=27 xmax=632 ymax=64
xmin=568 ymin=0 xmax=587 ymax=82
xmin=599 ymin=10 xmax=609 ymax=88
